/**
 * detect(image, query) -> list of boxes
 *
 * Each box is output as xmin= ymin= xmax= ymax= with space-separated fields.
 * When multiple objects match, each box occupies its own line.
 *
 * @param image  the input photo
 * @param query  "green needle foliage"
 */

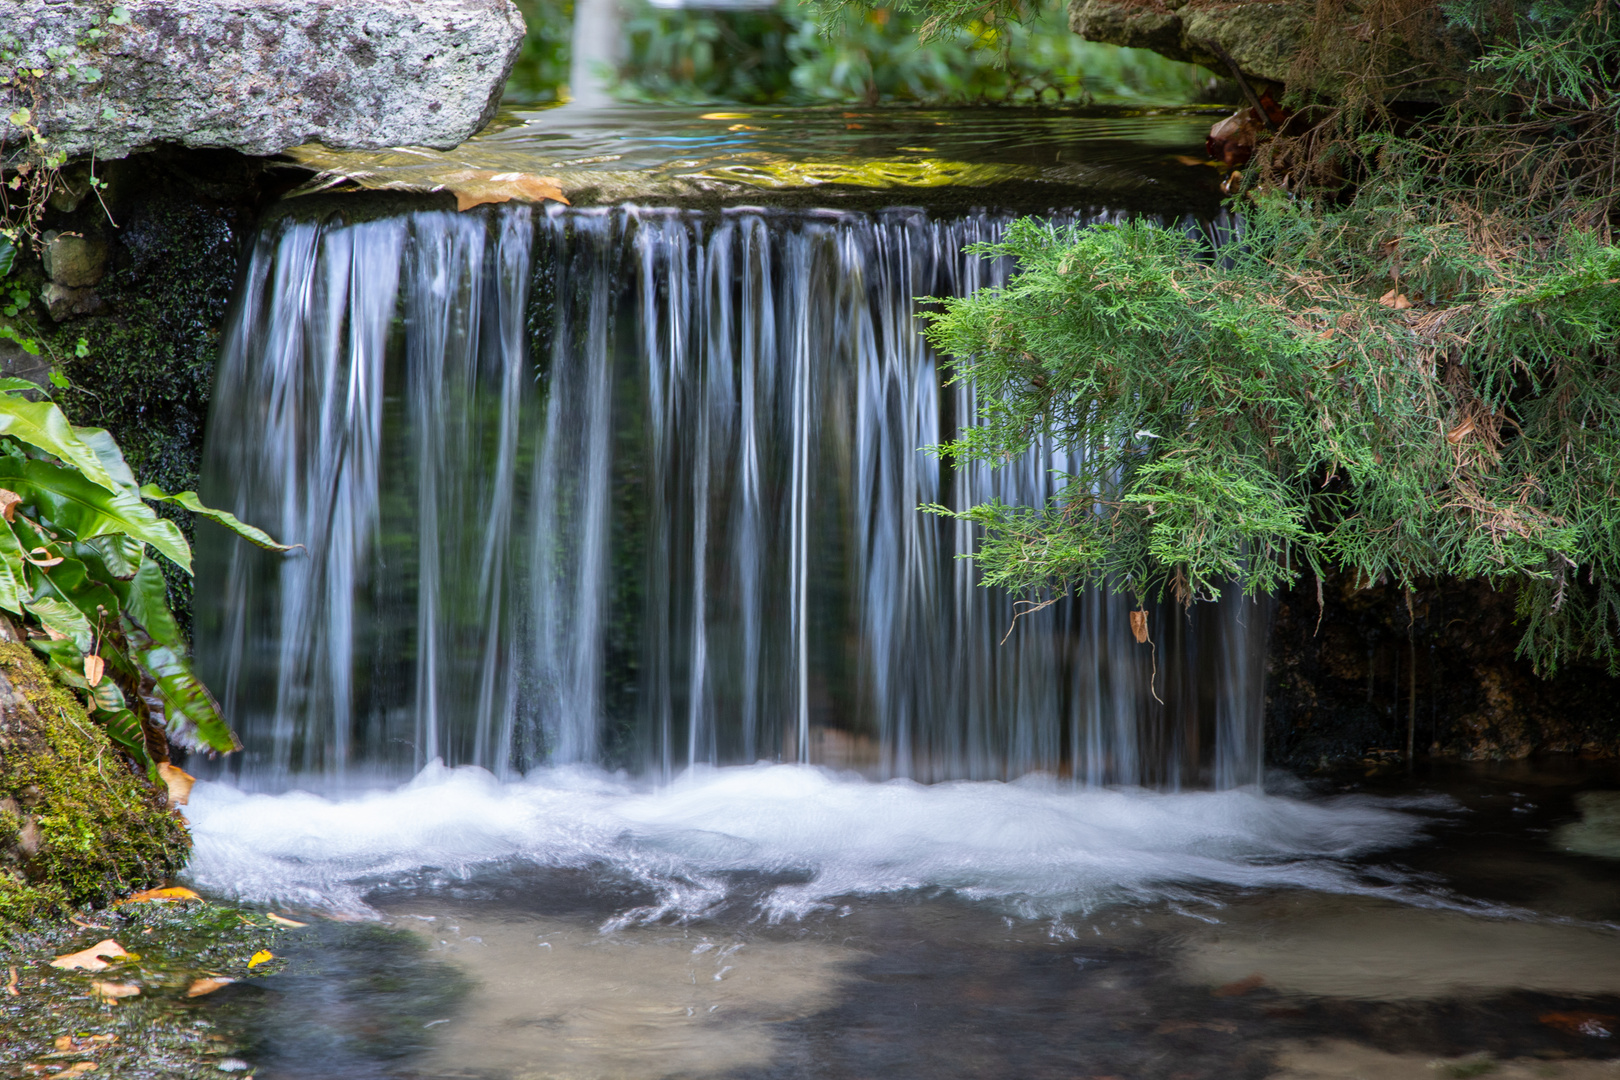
xmin=922 ymin=0 xmax=1620 ymax=675
xmin=0 ymin=380 xmax=290 ymax=772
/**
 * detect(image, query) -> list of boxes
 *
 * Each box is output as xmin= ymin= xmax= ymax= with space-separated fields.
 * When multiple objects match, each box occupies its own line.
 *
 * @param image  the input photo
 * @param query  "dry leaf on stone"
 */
xmin=82 ymin=654 xmax=104 ymax=688
xmin=89 ymin=980 xmax=139 ymax=1003
xmin=441 ymin=170 xmax=569 ymax=212
xmin=247 ymin=950 xmax=274 ymax=968
xmin=1129 ymin=610 xmax=1149 ymax=645
xmin=119 ymin=885 xmax=201 ymax=904
xmin=49 ymin=940 xmax=128 ymax=971
xmin=156 ymin=763 xmax=196 ymax=807
xmin=186 ymin=976 xmax=235 ymax=998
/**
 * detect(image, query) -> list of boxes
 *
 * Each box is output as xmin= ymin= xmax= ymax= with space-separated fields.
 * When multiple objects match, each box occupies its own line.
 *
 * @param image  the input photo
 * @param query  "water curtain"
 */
xmin=196 ymin=204 xmax=1266 ymax=789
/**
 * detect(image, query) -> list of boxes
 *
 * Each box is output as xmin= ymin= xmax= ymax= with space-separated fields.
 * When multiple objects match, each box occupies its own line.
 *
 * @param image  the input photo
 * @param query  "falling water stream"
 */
xmin=172 ymin=110 xmax=1620 ymax=1080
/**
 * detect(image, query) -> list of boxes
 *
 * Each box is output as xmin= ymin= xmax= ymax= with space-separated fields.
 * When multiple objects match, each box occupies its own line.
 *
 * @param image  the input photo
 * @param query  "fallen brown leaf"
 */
xmin=67 ymin=916 xmax=109 ymax=931
xmin=1445 ymin=417 xmax=1476 ymax=444
xmin=156 ymin=763 xmax=195 ymax=807
xmin=1378 ymin=289 xmax=1414 ymax=310
xmin=89 ymin=980 xmax=139 ymax=1003
xmin=0 ymin=489 xmax=20 ymax=522
xmin=186 ymin=976 xmax=236 ymax=998
xmin=1540 ymin=1010 xmax=1616 ymax=1038
xmin=441 ymin=170 xmax=569 ymax=212
xmin=266 ymin=912 xmax=307 ymax=928
xmin=119 ymin=885 xmax=201 ymax=905
xmin=1213 ymin=972 xmax=1265 ymax=997
xmin=82 ymin=654 xmax=104 ymax=688
xmin=49 ymin=940 xmax=128 ymax=972
xmin=1129 ymin=610 xmax=1149 ymax=645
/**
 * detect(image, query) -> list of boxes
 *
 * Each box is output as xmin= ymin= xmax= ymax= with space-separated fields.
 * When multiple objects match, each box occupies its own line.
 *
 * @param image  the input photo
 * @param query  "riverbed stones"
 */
xmin=0 ymin=0 xmax=527 ymax=163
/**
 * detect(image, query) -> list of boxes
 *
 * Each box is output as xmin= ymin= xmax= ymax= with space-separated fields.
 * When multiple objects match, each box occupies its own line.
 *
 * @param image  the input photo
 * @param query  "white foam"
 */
xmin=181 ymin=763 xmax=1446 ymax=922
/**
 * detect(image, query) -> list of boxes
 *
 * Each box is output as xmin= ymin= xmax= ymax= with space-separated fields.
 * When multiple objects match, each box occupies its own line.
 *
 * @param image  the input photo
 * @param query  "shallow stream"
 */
xmin=180 ymin=107 xmax=1620 ymax=1079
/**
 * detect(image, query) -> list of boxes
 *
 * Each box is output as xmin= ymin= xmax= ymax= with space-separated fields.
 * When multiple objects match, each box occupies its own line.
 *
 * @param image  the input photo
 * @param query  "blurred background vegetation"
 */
xmin=504 ymin=0 xmax=1219 ymax=107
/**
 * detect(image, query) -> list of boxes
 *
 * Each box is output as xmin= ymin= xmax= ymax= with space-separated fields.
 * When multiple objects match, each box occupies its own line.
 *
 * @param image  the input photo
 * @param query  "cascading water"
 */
xmin=195 ymin=201 xmax=1267 ymax=791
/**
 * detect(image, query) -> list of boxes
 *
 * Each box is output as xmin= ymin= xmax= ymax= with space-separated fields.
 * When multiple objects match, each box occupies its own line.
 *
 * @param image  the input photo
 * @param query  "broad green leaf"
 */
xmin=89 ymin=675 xmax=126 ymax=712
xmin=118 ymin=556 xmax=182 ymax=648
xmin=0 ymin=237 xmax=13 ymax=278
xmin=26 ymin=595 xmax=92 ymax=651
xmin=95 ymin=707 xmax=154 ymax=772
xmin=0 ymin=517 xmax=27 ymax=616
xmin=142 ymin=644 xmax=238 ymax=753
xmin=0 ymin=457 xmax=192 ymax=570
xmin=30 ymin=635 xmax=83 ymax=671
xmin=74 ymin=427 xmax=139 ymax=492
xmin=0 ymin=396 xmax=122 ymax=493
xmin=0 ymin=377 xmax=42 ymax=395
xmin=139 ymin=486 xmax=294 ymax=553
xmin=76 ymin=533 xmax=143 ymax=580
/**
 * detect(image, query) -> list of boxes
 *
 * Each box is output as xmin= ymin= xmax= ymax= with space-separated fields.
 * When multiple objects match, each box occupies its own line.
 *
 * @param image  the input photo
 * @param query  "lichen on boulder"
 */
xmin=0 ymin=637 xmax=187 ymax=928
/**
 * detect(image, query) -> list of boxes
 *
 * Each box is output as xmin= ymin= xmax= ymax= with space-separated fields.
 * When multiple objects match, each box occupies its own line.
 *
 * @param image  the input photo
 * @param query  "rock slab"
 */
xmin=1 ymin=0 xmax=527 ymax=161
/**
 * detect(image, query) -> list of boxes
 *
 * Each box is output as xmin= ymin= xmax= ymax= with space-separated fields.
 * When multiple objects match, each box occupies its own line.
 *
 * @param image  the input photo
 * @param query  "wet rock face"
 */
xmin=1066 ymin=0 xmax=1469 ymax=101
xmin=0 ymin=0 xmax=527 ymax=161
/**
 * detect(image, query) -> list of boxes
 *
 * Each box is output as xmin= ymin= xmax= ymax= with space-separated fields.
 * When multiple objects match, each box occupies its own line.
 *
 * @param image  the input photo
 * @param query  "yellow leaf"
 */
xmin=248 ymin=950 xmax=274 ymax=968
xmin=266 ymin=912 xmax=307 ymax=928
xmin=83 ymin=654 xmax=104 ymax=688
xmin=50 ymin=940 xmax=127 ymax=971
xmin=89 ymin=980 xmax=139 ymax=1002
xmin=701 ymin=111 xmax=750 ymax=119
xmin=440 ymin=169 xmax=569 ymax=212
xmin=118 ymin=885 xmax=200 ymax=905
xmin=156 ymin=763 xmax=196 ymax=807
xmin=186 ymin=976 xmax=236 ymax=997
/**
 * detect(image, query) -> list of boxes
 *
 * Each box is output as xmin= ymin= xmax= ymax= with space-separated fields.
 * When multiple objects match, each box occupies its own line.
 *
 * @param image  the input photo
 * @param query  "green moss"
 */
xmin=0 ymin=641 xmax=188 ymax=928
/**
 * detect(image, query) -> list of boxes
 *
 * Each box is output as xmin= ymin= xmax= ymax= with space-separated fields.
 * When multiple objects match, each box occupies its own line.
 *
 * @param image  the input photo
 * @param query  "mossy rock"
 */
xmin=0 ymin=639 xmax=188 ymax=928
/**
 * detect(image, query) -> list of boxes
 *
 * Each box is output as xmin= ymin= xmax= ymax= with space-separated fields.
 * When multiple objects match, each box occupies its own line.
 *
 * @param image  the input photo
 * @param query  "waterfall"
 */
xmin=195 ymin=202 xmax=1267 ymax=790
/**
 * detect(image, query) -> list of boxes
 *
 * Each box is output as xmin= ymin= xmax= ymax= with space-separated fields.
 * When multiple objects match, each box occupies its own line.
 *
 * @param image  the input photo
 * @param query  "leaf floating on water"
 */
xmin=440 ymin=170 xmax=569 ymax=212
xmin=1540 ymin=1010 xmax=1617 ymax=1038
xmin=49 ymin=940 xmax=128 ymax=971
xmin=266 ymin=912 xmax=307 ymax=928
xmin=156 ymin=763 xmax=196 ymax=807
xmin=247 ymin=949 xmax=274 ymax=968
xmin=1129 ymin=610 xmax=1149 ymax=645
xmin=89 ymin=980 xmax=139 ymax=1003
xmin=119 ymin=885 xmax=201 ymax=905
xmin=82 ymin=653 xmax=104 ymax=688
xmin=1213 ymin=972 xmax=1265 ymax=997
xmin=186 ymin=976 xmax=236 ymax=998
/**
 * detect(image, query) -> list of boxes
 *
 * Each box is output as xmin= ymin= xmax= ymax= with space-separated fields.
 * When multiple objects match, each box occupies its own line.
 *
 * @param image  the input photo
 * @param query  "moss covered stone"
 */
xmin=0 ymin=639 xmax=188 ymax=927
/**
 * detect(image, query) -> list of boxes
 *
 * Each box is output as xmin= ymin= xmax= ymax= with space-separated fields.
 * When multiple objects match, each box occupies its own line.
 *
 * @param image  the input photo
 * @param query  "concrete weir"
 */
xmin=0 ymin=0 xmax=528 ymax=160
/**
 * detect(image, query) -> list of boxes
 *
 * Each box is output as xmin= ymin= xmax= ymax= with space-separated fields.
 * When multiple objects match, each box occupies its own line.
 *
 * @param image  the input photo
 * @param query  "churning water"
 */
xmin=196 ymin=202 xmax=1264 ymax=790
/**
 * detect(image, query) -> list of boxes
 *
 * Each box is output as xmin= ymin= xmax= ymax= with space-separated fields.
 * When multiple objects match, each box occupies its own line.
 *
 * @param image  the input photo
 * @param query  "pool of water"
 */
xmin=183 ymin=761 xmax=1620 ymax=1080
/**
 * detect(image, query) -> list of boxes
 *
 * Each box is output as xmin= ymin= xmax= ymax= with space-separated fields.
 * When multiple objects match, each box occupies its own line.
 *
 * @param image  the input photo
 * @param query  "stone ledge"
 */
xmin=1067 ymin=0 xmax=1470 ymax=101
xmin=1 ymin=0 xmax=527 ymax=162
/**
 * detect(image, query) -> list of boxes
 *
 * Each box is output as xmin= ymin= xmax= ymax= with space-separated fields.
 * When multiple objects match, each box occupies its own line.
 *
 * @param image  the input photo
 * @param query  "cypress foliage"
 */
xmin=919 ymin=0 xmax=1620 ymax=675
